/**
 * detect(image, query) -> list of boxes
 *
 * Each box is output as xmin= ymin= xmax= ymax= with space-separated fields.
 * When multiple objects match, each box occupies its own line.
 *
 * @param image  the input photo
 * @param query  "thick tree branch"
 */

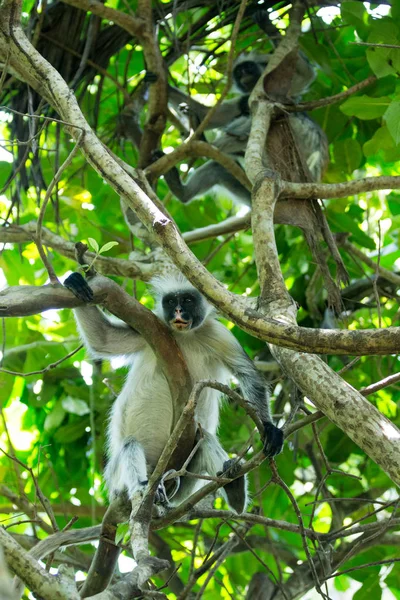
xmin=0 ymin=526 xmax=79 ymax=600
xmin=60 ymin=0 xmax=145 ymax=37
xmin=0 ymin=4 xmax=399 ymax=358
xmin=0 ymin=223 xmax=160 ymax=280
xmin=281 ymin=175 xmax=400 ymax=200
xmin=244 ymin=0 xmax=400 ymax=489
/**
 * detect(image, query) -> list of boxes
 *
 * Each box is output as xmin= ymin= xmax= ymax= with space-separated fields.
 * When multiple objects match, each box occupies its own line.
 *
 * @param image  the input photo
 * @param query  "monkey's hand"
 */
xmin=151 ymin=149 xmax=165 ymax=162
xmin=263 ymin=422 xmax=284 ymax=458
xmin=143 ymin=71 xmax=158 ymax=83
xmin=64 ymin=272 xmax=94 ymax=303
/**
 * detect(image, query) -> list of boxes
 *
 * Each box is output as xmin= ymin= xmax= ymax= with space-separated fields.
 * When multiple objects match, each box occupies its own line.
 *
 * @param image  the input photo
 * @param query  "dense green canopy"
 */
xmin=0 ymin=1 xmax=399 ymax=599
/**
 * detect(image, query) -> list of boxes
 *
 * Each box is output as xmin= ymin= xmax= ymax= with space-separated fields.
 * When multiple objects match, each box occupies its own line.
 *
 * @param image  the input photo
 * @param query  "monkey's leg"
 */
xmin=105 ymin=436 xmax=148 ymax=501
xmin=162 ymin=160 xmax=251 ymax=205
xmin=174 ymin=431 xmax=248 ymax=513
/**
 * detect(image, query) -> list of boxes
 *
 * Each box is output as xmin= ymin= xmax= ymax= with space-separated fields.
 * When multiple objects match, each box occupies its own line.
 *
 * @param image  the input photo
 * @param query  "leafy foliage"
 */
xmin=0 ymin=1 xmax=399 ymax=599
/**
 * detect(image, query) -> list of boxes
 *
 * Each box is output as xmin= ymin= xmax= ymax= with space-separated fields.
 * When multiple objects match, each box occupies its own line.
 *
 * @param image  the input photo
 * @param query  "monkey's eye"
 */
xmin=183 ymin=298 xmax=192 ymax=303
xmin=168 ymin=299 xmax=175 ymax=306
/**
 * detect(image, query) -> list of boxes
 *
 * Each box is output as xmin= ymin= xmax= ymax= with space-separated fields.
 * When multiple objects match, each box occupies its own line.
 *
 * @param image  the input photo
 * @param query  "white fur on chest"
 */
xmin=108 ymin=327 xmax=230 ymax=468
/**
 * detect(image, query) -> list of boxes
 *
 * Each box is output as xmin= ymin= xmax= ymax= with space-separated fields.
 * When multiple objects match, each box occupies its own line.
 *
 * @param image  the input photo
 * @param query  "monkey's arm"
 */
xmin=65 ymin=273 xmax=146 ymax=358
xmin=213 ymin=323 xmax=283 ymax=457
xmin=168 ymin=85 xmax=249 ymax=130
xmin=157 ymin=158 xmax=250 ymax=205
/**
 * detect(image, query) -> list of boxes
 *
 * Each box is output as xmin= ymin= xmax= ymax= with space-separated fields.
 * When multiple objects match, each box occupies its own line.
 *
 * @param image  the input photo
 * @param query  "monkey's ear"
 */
xmin=64 ymin=272 xmax=94 ymax=303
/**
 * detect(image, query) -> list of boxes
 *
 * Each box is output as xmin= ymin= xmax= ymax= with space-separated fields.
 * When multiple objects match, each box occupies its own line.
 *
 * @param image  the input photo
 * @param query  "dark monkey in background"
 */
xmin=161 ymin=51 xmax=329 ymax=204
xmin=65 ymin=271 xmax=283 ymax=514
xmin=160 ymin=51 xmax=348 ymax=308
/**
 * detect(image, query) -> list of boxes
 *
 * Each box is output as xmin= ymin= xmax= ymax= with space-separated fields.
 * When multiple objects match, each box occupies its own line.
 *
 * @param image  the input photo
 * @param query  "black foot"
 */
xmin=64 ymin=272 xmax=93 ymax=302
xmin=219 ymin=459 xmax=247 ymax=514
xmin=263 ymin=422 xmax=284 ymax=458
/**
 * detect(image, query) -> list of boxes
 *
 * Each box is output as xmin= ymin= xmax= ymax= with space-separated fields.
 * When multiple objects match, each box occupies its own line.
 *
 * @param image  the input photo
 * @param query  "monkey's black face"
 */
xmin=162 ymin=290 xmax=205 ymax=332
xmin=233 ymin=60 xmax=263 ymax=93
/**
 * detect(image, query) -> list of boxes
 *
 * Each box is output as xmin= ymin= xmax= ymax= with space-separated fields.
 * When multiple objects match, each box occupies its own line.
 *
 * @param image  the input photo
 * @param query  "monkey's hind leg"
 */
xmin=105 ymin=436 xmax=148 ymax=502
xmin=174 ymin=430 xmax=248 ymax=514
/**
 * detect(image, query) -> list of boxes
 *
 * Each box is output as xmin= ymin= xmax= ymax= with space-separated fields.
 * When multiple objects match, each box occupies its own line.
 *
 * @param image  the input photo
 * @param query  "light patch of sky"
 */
xmin=0 ymin=267 xmax=7 ymax=291
xmin=110 ymin=355 xmax=130 ymax=369
xmin=119 ymin=554 xmax=137 ymax=573
xmin=3 ymin=399 xmax=37 ymax=450
xmin=0 ymin=110 xmax=12 ymax=123
xmin=365 ymin=2 xmax=391 ymax=17
xmin=316 ymin=6 xmax=340 ymax=24
xmin=81 ymin=360 xmax=93 ymax=385
xmin=41 ymin=309 xmax=61 ymax=323
xmin=0 ymin=146 xmax=13 ymax=163
xmin=236 ymin=204 xmax=251 ymax=217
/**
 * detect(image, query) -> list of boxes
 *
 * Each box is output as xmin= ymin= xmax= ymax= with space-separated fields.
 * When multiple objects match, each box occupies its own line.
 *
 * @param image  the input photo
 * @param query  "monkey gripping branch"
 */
xmin=0 ymin=0 xmax=399 ymax=488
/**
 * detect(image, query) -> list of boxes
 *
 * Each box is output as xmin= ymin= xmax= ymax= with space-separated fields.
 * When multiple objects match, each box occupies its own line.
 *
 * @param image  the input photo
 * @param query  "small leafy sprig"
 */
xmin=83 ymin=238 xmax=119 ymax=272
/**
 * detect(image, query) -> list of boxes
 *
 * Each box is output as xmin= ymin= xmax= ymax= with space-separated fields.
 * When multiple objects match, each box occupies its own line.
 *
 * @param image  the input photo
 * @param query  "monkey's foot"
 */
xmin=161 ymin=469 xmax=180 ymax=501
xmin=263 ymin=422 xmax=284 ymax=458
xmin=218 ymin=459 xmax=247 ymax=514
xmin=64 ymin=272 xmax=93 ymax=302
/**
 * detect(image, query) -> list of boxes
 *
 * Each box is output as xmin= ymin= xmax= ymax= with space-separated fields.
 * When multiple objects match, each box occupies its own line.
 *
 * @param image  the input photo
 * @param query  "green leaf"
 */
xmin=87 ymin=237 xmax=99 ymax=252
xmin=353 ymin=574 xmax=382 ymax=600
xmin=333 ymin=138 xmax=362 ymax=173
xmin=99 ymin=241 xmax=119 ymax=254
xmin=44 ymin=401 xmax=66 ymax=431
xmin=387 ymin=192 xmax=400 ymax=215
xmin=53 ymin=418 xmax=89 ymax=443
xmin=341 ymin=1 xmax=368 ymax=31
xmin=384 ymin=101 xmax=400 ymax=145
xmin=115 ymin=523 xmax=130 ymax=545
xmin=62 ymin=396 xmax=90 ymax=416
xmin=340 ymin=95 xmax=391 ymax=120
xmin=366 ymin=19 xmax=400 ymax=78
xmin=385 ymin=570 xmax=400 ymax=599
xmin=363 ymin=126 xmax=395 ymax=158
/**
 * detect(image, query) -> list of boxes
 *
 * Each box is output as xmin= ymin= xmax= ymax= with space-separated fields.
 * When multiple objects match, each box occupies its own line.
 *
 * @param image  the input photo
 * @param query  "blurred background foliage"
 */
xmin=0 ymin=0 xmax=399 ymax=598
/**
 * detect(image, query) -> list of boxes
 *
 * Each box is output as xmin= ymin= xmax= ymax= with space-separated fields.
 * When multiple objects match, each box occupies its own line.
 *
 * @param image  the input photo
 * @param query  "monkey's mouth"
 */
xmin=171 ymin=318 xmax=192 ymax=330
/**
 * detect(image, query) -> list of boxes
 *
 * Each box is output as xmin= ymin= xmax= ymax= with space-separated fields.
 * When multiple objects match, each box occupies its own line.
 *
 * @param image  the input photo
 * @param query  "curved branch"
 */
xmin=0 ymin=7 xmax=399 ymax=357
xmin=0 ymin=223 xmax=159 ymax=280
xmin=60 ymin=0 xmax=145 ymax=37
xmin=243 ymin=0 xmax=400 ymax=489
xmin=282 ymin=75 xmax=377 ymax=112
xmin=145 ymin=139 xmax=251 ymax=192
xmin=0 ymin=527 xmax=78 ymax=600
xmin=281 ymin=175 xmax=400 ymax=200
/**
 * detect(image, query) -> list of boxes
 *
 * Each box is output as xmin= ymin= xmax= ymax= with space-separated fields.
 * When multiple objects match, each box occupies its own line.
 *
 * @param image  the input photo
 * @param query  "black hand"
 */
xmin=144 ymin=71 xmax=158 ymax=83
xmin=263 ymin=422 xmax=284 ymax=458
xmin=238 ymin=94 xmax=250 ymax=116
xmin=64 ymin=272 xmax=94 ymax=303
xmin=151 ymin=149 xmax=165 ymax=162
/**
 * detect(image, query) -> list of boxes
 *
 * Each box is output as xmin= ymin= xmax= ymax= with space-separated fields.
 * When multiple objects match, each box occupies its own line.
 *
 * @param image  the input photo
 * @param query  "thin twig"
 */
xmin=0 ymin=344 xmax=83 ymax=376
xmin=35 ymin=131 xmax=84 ymax=283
